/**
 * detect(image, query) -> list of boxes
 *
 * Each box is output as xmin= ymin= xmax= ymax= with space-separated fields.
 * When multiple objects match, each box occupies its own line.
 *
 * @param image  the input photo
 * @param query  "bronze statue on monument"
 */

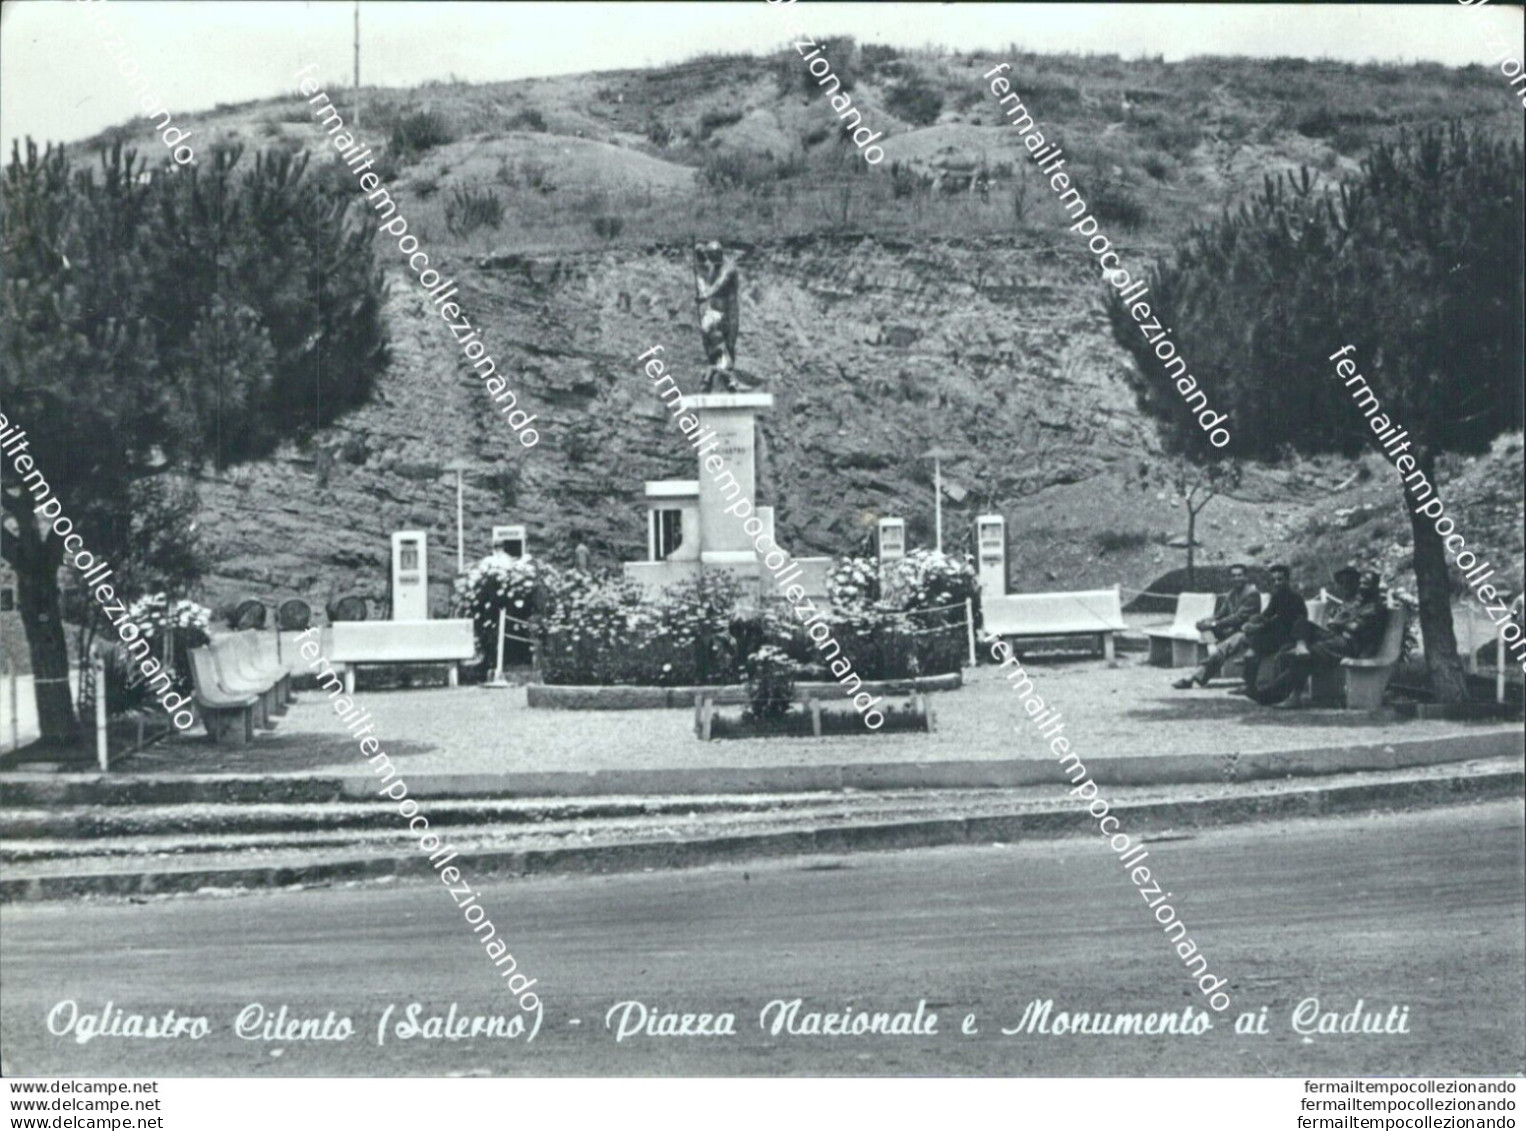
xmin=693 ymin=240 xmax=759 ymax=393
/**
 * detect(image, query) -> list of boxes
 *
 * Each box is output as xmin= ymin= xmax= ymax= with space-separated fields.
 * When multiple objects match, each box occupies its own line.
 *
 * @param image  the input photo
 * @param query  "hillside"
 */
xmin=69 ymin=44 xmax=1524 ymax=612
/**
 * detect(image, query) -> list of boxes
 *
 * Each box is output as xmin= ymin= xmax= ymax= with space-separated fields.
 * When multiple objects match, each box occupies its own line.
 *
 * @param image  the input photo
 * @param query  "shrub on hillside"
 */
xmin=507 ymin=108 xmax=548 ymax=132
xmin=885 ymin=73 xmax=944 ymax=126
xmin=370 ymin=149 xmax=401 ymax=184
xmin=309 ymin=158 xmax=362 ymax=199
xmin=444 ymin=186 xmax=504 ymax=237
xmin=516 ymin=157 xmax=553 ymax=192
xmin=860 ymin=43 xmax=900 ymax=77
xmin=591 ymin=214 xmax=624 ymax=240
xmin=699 ymin=108 xmax=745 ymax=136
xmin=822 ymin=37 xmax=858 ymax=92
xmin=699 ymin=150 xmax=802 ymax=193
xmin=1090 ymin=181 xmax=1148 ymax=229
xmin=389 ymin=109 xmax=454 ymax=156
xmin=890 ymin=162 xmax=927 ymax=199
xmin=1136 ymin=112 xmax=1201 ymax=160
xmin=1024 ymin=78 xmax=1084 ymax=108
xmin=1095 ymin=528 xmax=1152 ymax=554
xmin=1332 ymin=125 xmax=1371 ymax=156
xmin=773 ymin=38 xmax=859 ymax=98
xmin=1295 ymin=104 xmax=1340 ymax=138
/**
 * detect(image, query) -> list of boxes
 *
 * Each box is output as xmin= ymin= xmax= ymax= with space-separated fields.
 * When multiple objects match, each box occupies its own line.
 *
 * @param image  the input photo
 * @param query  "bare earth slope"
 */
xmin=76 ymin=46 xmax=1519 ymax=609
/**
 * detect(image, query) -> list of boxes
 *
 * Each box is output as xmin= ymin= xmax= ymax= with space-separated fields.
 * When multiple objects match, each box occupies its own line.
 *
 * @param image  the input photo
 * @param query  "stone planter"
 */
xmin=526 ymin=671 xmax=963 ymax=710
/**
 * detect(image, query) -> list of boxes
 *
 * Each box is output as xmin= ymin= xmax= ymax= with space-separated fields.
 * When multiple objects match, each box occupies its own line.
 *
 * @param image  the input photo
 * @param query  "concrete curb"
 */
xmin=0 ymin=796 xmax=814 ymax=840
xmin=525 ymin=672 xmax=963 ymax=710
xmin=2 ymin=766 xmax=1520 ymax=902
xmin=1 ymin=727 xmax=1520 ymax=804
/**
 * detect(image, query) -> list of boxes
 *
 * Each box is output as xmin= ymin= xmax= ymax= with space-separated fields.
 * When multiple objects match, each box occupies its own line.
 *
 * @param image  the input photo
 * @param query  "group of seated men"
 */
xmin=1169 ymin=562 xmax=1390 ymax=708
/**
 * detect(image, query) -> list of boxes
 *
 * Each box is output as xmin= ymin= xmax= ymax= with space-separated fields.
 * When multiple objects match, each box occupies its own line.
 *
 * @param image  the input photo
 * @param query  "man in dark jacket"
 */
xmin=1252 ymin=570 xmax=1389 ymax=707
xmin=1171 ymin=563 xmax=1262 ymax=689
xmin=1236 ymin=564 xmax=1309 ymax=696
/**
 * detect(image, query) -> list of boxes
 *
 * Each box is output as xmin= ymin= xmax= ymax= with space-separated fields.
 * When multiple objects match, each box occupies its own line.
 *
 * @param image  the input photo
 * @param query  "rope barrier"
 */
xmin=1118 ymin=585 xmax=1194 ymax=602
xmin=902 ymin=623 xmax=967 ymax=637
xmin=898 ymin=600 xmax=971 ymax=616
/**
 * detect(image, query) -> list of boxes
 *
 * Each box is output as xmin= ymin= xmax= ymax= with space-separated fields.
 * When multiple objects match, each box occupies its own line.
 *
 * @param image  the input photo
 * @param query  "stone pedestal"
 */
xmin=976 ymin=514 xmax=1007 ymax=597
xmin=390 ymin=531 xmax=428 ymax=621
xmin=689 ymin=393 xmax=773 ymax=563
xmin=626 ymin=390 xmax=832 ymax=601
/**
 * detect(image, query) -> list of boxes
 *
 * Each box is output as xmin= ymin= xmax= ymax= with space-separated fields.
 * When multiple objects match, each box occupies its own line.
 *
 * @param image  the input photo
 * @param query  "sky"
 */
xmin=2 ymin=1 xmax=1523 ymax=150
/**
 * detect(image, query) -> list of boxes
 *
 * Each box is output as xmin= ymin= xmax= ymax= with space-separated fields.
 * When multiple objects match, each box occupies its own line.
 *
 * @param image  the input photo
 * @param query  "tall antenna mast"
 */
xmin=353 ymin=0 xmax=362 ymax=128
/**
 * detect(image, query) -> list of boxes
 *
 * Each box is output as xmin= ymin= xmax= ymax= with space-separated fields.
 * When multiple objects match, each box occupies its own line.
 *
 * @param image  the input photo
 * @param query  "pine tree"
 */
xmin=1 ymin=138 xmax=390 ymax=746
xmin=1107 ymin=124 xmax=1524 ymax=702
xmin=2 ymin=140 xmax=167 ymax=744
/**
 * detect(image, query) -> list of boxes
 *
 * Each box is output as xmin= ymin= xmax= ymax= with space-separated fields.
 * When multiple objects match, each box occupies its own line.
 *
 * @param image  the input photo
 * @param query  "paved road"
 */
xmin=1 ymin=801 xmax=1521 ymax=1076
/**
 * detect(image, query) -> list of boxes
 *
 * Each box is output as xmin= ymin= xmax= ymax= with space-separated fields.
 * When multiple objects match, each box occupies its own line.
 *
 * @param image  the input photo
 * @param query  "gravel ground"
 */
xmin=112 ymin=655 xmax=1524 ymax=777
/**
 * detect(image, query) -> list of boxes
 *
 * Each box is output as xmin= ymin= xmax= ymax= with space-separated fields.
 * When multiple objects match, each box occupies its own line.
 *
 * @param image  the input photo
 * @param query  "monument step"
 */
xmin=1 ymin=758 xmax=1518 ymax=902
xmin=0 ymin=791 xmax=882 ymax=841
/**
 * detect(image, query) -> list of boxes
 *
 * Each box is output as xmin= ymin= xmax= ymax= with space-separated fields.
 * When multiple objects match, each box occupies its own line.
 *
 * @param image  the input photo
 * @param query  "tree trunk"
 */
xmin=10 ymin=524 xmax=81 ymax=746
xmin=1185 ymin=508 xmax=1197 ymax=589
xmin=1406 ymin=450 xmax=1469 ymax=704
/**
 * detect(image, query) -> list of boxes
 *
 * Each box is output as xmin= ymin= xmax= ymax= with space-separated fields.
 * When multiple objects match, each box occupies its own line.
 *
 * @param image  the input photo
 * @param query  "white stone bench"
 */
xmin=1454 ymin=604 xmax=1503 ymax=673
xmin=1144 ymin=592 xmax=1217 ymax=667
xmin=188 ymin=646 xmax=261 ymax=745
xmin=328 ymin=620 xmax=476 ymax=693
xmin=982 ymin=587 xmax=1127 ymax=662
xmin=1310 ymin=603 xmax=1407 ymax=710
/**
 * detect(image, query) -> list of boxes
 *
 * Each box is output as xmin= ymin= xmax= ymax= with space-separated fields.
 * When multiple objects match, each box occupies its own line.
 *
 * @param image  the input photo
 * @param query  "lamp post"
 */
xmin=919 ymin=447 xmax=958 ymax=554
xmin=353 ymin=0 xmax=362 ymax=128
xmin=444 ymin=460 xmax=474 ymax=574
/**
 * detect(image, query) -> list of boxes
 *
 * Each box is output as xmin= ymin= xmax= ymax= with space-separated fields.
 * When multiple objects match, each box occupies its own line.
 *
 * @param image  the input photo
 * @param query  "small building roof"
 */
xmin=645 ymin=480 xmax=700 ymax=500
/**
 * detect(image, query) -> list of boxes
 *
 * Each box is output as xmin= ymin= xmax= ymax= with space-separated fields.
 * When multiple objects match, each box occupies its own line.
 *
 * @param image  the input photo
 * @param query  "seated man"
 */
xmin=1321 ymin=563 xmax=1362 ymax=607
xmin=1171 ymin=563 xmax=1262 ymax=689
xmin=1251 ymin=570 xmax=1389 ymax=707
xmin=1237 ymin=564 xmax=1309 ymax=696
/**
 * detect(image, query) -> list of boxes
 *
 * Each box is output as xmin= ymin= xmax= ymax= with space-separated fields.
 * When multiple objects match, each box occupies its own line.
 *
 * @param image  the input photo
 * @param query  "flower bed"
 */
xmin=456 ymin=548 xmax=978 ymax=697
xmin=103 ymin=594 xmax=211 ymax=714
